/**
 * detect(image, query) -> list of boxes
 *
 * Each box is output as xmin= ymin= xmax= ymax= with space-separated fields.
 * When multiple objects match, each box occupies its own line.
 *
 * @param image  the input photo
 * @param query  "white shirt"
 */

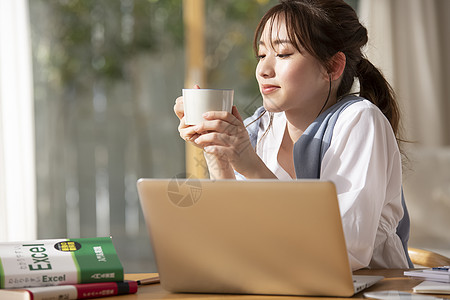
xmin=249 ymin=100 xmax=408 ymax=270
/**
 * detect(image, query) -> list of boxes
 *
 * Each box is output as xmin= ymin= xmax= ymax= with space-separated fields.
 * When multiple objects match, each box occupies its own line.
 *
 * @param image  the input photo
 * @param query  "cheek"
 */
xmin=279 ymin=62 xmax=308 ymax=87
xmin=255 ymin=64 xmax=261 ymax=82
xmin=284 ymin=61 xmax=324 ymax=88
xmin=255 ymin=62 xmax=267 ymax=85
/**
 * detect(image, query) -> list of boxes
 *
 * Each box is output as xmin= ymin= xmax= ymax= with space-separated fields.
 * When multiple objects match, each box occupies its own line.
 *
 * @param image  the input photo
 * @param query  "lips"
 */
xmin=260 ymin=84 xmax=280 ymax=95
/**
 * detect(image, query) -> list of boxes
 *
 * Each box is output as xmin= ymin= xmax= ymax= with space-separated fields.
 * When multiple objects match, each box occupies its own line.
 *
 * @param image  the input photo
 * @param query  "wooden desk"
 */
xmin=103 ymin=270 xmax=449 ymax=299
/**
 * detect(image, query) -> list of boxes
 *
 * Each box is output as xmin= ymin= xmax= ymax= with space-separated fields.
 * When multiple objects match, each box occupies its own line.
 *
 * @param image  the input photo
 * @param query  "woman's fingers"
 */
xmin=201 ymin=110 xmax=242 ymax=126
xmin=174 ymin=97 xmax=184 ymax=120
xmin=178 ymin=117 xmax=196 ymax=139
xmin=193 ymin=132 xmax=236 ymax=149
xmin=192 ymin=119 xmax=240 ymax=137
xmin=174 ymin=84 xmax=204 ymax=148
xmin=179 ymin=128 xmax=196 ymax=141
xmin=232 ymin=106 xmax=244 ymax=123
xmin=177 ymin=105 xmax=253 ymax=161
xmin=174 ymin=85 xmax=200 ymax=120
xmin=190 ymin=108 xmax=248 ymax=148
xmin=191 ymin=126 xmax=251 ymax=155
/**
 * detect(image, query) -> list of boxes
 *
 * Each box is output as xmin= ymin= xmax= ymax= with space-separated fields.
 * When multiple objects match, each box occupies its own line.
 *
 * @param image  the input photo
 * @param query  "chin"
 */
xmin=263 ymin=98 xmax=284 ymax=113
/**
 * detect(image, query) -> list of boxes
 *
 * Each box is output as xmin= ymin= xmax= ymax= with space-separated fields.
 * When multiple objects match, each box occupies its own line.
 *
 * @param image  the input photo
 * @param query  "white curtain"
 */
xmin=359 ymin=0 xmax=450 ymax=146
xmin=0 ymin=0 xmax=36 ymax=241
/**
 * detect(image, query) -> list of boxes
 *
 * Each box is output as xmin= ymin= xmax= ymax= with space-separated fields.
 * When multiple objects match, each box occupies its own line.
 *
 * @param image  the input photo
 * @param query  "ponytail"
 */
xmin=357 ymin=58 xmax=400 ymax=137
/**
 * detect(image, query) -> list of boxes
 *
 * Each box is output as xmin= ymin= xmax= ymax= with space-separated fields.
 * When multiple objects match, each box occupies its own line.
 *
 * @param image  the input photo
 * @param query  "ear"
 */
xmin=328 ymin=52 xmax=346 ymax=81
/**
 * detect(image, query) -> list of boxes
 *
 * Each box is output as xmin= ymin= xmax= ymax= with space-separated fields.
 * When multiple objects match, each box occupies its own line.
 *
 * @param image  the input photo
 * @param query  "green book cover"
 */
xmin=0 ymin=237 xmax=124 ymax=289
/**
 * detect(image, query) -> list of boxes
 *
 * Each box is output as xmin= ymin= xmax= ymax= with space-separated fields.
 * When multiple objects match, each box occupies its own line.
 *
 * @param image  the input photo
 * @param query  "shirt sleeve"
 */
xmin=320 ymin=101 xmax=404 ymax=270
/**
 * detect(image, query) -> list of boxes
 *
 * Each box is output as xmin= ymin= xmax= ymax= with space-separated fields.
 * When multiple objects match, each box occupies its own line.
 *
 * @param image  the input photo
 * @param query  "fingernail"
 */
xmin=202 ymin=112 xmax=209 ymax=118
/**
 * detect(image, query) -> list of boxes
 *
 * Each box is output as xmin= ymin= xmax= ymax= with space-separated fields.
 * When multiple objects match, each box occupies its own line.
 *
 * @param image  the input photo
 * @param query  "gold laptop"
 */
xmin=137 ymin=177 xmax=382 ymax=297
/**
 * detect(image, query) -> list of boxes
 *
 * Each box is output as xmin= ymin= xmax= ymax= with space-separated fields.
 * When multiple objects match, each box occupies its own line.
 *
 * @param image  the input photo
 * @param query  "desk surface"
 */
xmin=107 ymin=270 xmax=448 ymax=299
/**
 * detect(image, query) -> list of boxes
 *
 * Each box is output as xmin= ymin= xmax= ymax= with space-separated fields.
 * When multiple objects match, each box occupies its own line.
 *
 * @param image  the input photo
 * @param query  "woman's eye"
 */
xmin=277 ymin=53 xmax=292 ymax=58
xmin=256 ymin=54 xmax=266 ymax=60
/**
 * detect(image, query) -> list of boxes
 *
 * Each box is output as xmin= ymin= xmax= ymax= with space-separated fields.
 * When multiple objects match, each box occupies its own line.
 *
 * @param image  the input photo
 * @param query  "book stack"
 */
xmin=0 ymin=237 xmax=137 ymax=300
xmin=404 ymin=267 xmax=450 ymax=294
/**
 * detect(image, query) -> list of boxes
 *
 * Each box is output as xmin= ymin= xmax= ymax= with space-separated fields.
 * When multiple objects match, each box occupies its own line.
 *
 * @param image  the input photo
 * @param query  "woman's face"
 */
xmin=255 ymin=17 xmax=330 ymax=117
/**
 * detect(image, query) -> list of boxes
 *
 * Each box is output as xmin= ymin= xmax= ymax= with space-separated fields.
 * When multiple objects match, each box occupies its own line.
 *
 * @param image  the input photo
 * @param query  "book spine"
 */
xmin=69 ymin=237 xmax=124 ymax=283
xmin=22 ymin=281 xmax=138 ymax=300
xmin=0 ymin=237 xmax=123 ymax=288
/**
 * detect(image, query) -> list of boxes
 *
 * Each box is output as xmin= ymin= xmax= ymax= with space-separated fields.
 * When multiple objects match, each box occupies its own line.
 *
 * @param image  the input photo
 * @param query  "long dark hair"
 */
xmin=253 ymin=0 xmax=401 ymax=138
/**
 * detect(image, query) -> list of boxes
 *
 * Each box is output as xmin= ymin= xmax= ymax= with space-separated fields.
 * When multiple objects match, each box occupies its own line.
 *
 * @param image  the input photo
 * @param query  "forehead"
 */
xmin=259 ymin=16 xmax=289 ymax=45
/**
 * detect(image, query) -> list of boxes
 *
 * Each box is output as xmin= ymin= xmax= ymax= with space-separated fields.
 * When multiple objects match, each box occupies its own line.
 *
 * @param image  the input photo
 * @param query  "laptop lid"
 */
xmin=137 ymin=177 xmax=359 ymax=297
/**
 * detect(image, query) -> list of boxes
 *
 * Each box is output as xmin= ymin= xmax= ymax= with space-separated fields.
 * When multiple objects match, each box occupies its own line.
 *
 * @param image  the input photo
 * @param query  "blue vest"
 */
xmin=244 ymin=95 xmax=413 ymax=267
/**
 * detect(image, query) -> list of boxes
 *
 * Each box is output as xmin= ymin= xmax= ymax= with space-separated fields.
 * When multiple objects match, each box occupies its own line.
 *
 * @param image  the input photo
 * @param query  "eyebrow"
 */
xmin=258 ymin=39 xmax=292 ymax=47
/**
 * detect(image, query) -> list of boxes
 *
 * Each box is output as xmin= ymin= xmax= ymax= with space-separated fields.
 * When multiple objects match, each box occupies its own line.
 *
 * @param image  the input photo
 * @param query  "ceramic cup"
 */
xmin=183 ymin=89 xmax=234 ymax=125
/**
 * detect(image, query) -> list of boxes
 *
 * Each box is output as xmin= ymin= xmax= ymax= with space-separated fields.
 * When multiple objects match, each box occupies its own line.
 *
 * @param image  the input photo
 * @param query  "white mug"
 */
xmin=183 ymin=89 xmax=234 ymax=125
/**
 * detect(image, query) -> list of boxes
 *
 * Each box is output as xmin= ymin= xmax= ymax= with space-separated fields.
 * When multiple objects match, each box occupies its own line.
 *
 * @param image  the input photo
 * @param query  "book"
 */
xmin=413 ymin=280 xmax=450 ymax=294
xmin=423 ymin=266 xmax=450 ymax=274
xmin=404 ymin=269 xmax=450 ymax=283
xmin=0 ymin=281 xmax=138 ymax=300
xmin=0 ymin=237 xmax=124 ymax=289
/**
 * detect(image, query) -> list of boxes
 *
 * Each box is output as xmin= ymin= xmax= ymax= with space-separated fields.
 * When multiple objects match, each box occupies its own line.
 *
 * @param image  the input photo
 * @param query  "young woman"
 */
xmin=174 ymin=0 xmax=411 ymax=270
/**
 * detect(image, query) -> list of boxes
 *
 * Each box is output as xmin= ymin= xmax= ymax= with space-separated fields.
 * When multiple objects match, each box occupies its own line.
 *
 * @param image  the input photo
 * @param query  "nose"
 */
xmin=256 ymin=57 xmax=275 ymax=79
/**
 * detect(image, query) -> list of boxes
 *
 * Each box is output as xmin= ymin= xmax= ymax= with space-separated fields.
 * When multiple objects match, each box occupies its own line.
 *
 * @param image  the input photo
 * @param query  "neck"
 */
xmin=284 ymin=120 xmax=303 ymax=144
xmin=284 ymin=93 xmax=338 ymax=143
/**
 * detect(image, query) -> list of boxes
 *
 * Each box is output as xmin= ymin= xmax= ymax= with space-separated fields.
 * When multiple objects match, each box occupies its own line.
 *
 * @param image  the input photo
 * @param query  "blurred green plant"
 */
xmin=32 ymin=0 xmax=183 ymax=86
xmin=30 ymin=0 xmax=280 ymax=95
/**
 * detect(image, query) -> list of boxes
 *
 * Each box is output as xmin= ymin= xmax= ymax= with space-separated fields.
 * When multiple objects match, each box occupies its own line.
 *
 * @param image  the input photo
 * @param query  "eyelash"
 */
xmin=256 ymin=53 xmax=292 ymax=61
